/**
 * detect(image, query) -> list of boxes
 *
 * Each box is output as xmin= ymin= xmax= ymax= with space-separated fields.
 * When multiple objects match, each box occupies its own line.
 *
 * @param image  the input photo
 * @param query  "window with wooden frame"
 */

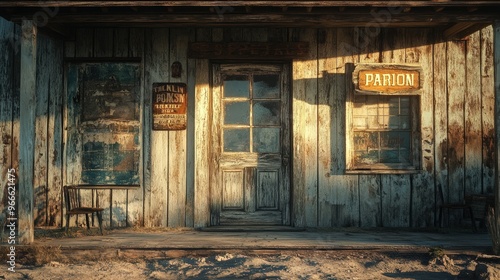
xmin=349 ymin=95 xmax=420 ymax=171
xmin=66 ymin=62 xmax=141 ymax=185
xmin=347 ymin=64 xmax=422 ymax=173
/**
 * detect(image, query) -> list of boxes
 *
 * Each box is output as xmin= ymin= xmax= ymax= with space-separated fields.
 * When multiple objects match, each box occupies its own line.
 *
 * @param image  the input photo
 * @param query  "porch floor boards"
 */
xmin=32 ymin=228 xmax=491 ymax=254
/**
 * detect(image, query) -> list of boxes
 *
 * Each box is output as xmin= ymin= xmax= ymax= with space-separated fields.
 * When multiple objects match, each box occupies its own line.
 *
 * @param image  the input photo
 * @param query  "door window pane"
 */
xmin=224 ymin=75 xmax=249 ymax=98
xmin=224 ymin=128 xmax=250 ymax=152
xmin=253 ymin=101 xmax=280 ymax=126
xmin=222 ymin=71 xmax=282 ymax=154
xmin=253 ymin=127 xmax=280 ymax=153
xmin=224 ymin=101 xmax=249 ymax=125
xmin=254 ymin=74 xmax=280 ymax=99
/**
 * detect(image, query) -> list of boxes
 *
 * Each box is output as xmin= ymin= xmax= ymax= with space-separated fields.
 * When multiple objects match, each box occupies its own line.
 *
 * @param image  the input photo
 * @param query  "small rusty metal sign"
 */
xmin=152 ymin=83 xmax=187 ymax=130
xmin=352 ymin=64 xmax=423 ymax=95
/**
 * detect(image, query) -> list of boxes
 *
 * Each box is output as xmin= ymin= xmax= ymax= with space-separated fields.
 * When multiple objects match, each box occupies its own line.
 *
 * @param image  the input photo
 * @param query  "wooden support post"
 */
xmin=18 ymin=20 xmax=37 ymax=244
xmin=494 ymin=20 xmax=500 ymax=232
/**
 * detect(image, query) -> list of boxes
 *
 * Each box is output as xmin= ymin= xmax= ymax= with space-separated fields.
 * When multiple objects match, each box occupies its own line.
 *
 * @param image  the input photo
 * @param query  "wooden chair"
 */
xmin=438 ymin=187 xmax=476 ymax=232
xmin=64 ymin=185 xmax=104 ymax=234
xmin=469 ymin=194 xmax=495 ymax=230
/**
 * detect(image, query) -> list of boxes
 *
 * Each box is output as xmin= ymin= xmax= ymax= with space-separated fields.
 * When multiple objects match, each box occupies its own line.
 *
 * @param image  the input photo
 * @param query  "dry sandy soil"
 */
xmin=1 ymin=228 xmax=499 ymax=279
xmin=2 ymin=249 xmax=500 ymax=280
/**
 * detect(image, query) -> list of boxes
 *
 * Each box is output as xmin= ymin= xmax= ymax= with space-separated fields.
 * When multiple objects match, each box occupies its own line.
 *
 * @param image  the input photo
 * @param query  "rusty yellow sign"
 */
xmin=353 ymin=64 xmax=422 ymax=95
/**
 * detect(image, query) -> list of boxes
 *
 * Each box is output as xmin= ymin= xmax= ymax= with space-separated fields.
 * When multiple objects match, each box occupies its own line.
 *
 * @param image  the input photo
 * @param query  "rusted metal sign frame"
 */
xmin=352 ymin=63 xmax=423 ymax=95
xmin=152 ymin=82 xmax=188 ymax=130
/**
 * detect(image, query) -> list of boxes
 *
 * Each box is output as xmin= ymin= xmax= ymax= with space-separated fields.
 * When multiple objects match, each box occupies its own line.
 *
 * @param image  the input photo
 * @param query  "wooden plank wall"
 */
xmin=65 ymin=28 xmax=143 ymax=227
xmin=64 ymin=27 xmax=194 ymax=228
xmin=292 ymin=28 xmax=319 ymax=227
xmin=481 ymin=27 xmax=495 ymax=195
xmin=18 ymin=24 xmax=495 ymax=228
xmin=205 ymin=26 xmax=492 ymax=228
xmin=18 ymin=20 xmax=37 ymax=243
xmin=314 ymin=26 xmax=494 ymax=228
xmin=0 ymin=18 xmax=20 ymax=220
xmin=33 ymin=32 xmax=64 ymax=227
xmin=0 ymin=17 xmax=64 ymax=229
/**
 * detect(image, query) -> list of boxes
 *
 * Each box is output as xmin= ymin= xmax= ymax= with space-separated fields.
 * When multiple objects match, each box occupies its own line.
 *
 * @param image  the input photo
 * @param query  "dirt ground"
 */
xmin=3 ymin=248 xmax=500 ymax=280
xmin=1 ymin=227 xmax=500 ymax=279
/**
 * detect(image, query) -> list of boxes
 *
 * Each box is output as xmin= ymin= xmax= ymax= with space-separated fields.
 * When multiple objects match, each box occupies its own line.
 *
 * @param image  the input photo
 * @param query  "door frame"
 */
xmin=208 ymin=61 xmax=292 ymax=226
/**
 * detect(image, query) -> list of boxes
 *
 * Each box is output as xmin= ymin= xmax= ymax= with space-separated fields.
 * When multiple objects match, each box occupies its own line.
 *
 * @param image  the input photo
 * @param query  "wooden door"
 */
xmin=211 ymin=64 xmax=291 ymax=226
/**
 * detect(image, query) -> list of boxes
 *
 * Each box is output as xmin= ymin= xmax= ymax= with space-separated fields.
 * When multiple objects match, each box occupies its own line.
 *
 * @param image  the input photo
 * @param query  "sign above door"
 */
xmin=188 ymin=42 xmax=309 ymax=59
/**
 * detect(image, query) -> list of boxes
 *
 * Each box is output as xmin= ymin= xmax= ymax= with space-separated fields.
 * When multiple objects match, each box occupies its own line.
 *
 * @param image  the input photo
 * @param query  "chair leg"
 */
xmin=97 ymin=212 xmax=103 ymax=235
xmin=65 ymin=214 xmax=70 ymax=233
xmin=439 ymin=206 xmax=443 ymax=228
xmin=468 ymin=207 xmax=477 ymax=232
xmin=85 ymin=214 xmax=91 ymax=230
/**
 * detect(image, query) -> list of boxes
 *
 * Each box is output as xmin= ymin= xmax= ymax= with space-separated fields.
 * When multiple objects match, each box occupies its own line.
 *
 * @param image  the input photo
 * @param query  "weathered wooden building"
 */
xmin=1 ymin=1 xmax=500 ymax=243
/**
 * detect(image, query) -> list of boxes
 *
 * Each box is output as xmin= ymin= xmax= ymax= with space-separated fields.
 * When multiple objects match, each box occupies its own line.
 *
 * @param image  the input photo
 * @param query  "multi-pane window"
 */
xmin=351 ymin=95 xmax=419 ymax=170
xmin=222 ymin=74 xmax=282 ymax=154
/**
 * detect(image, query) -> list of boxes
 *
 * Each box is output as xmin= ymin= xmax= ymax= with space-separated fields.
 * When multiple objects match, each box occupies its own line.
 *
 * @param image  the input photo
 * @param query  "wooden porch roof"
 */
xmin=0 ymin=1 xmax=499 ymax=39
xmin=2 ymin=1 xmax=500 ymax=7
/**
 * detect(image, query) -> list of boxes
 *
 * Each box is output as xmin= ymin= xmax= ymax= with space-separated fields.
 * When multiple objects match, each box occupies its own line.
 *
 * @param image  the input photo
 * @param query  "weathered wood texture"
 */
xmin=407 ymin=29 xmax=434 ymax=227
xmin=355 ymin=26 xmax=380 ymax=228
xmin=481 ymin=25 xmax=495 ymax=195
xmin=107 ymin=28 xmax=128 ymax=228
xmin=433 ymin=32 xmax=449 ymax=227
xmin=19 ymin=19 xmax=36 ymax=243
xmin=185 ymin=29 xmax=197 ymax=228
xmin=292 ymin=28 xmax=318 ymax=227
xmin=193 ymin=57 xmax=210 ymax=228
xmin=33 ymin=32 xmax=64 ymax=227
xmin=145 ymin=28 xmax=170 ymax=227
xmin=0 ymin=18 xmax=15 ymax=216
xmin=167 ymin=28 xmax=191 ymax=227
xmin=4 ymin=1 xmax=500 ymax=8
xmin=61 ymin=25 xmax=493 ymax=227
xmin=66 ymin=28 xmax=144 ymax=228
xmin=494 ymin=21 xmax=500 ymax=228
xmin=7 ymin=24 xmax=494 ymax=229
xmin=336 ymin=28 xmax=359 ymax=227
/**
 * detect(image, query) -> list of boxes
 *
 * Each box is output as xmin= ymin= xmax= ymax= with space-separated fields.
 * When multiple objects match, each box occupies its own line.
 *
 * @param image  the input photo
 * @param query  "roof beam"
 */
xmin=14 ymin=11 xmax=497 ymax=24
xmin=1 ymin=1 xmax=500 ymax=8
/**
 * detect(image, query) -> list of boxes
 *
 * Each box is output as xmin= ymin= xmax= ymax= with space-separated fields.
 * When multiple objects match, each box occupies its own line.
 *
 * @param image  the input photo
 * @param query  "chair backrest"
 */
xmin=469 ymin=194 xmax=494 ymax=220
xmin=64 ymin=186 xmax=81 ymax=211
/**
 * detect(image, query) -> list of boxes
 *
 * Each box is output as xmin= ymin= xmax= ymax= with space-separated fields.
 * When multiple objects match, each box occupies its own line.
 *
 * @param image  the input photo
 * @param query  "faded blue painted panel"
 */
xmin=81 ymin=171 xmax=138 ymax=185
xmin=68 ymin=62 xmax=141 ymax=185
xmin=81 ymin=63 xmax=140 ymax=121
xmin=66 ymin=64 xmax=82 ymax=183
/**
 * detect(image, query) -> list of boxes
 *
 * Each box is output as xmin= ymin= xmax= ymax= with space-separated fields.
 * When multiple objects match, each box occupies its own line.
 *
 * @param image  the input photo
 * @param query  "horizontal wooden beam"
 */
xmin=42 ymin=21 xmax=446 ymax=30
xmin=1 ymin=1 xmax=500 ymax=8
xmin=188 ymin=42 xmax=309 ymax=59
xmin=24 ymin=12 xmax=497 ymax=27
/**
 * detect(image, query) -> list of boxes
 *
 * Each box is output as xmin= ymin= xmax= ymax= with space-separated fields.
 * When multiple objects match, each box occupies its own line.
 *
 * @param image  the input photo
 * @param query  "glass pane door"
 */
xmin=222 ymin=73 xmax=281 ymax=154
